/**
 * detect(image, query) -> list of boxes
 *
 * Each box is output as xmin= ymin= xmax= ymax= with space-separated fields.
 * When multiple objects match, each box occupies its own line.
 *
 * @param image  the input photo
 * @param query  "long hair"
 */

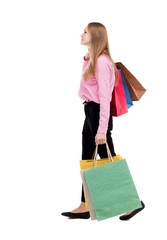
xmin=83 ymin=22 xmax=118 ymax=82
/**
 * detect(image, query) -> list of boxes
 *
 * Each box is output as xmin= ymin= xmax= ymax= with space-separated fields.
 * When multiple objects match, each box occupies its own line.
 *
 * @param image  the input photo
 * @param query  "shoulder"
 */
xmin=97 ymin=54 xmax=113 ymax=68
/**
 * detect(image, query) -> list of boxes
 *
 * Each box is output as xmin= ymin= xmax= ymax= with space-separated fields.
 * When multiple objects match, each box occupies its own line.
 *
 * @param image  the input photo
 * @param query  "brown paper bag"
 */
xmin=116 ymin=62 xmax=146 ymax=101
xmin=80 ymin=171 xmax=97 ymax=220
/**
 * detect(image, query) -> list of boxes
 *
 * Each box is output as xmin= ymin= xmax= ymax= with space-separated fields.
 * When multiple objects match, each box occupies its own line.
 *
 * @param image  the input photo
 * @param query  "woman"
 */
xmin=61 ymin=22 xmax=145 ymax=220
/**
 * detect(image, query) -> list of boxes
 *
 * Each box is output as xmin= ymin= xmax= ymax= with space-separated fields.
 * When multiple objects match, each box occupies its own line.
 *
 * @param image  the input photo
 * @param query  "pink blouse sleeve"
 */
xmin=95 ymin=56 xmax=115 ymax=134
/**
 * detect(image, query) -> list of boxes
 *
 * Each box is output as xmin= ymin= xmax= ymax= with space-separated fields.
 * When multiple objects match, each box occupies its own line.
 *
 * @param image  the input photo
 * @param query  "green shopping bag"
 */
xmin=81 ymin=145 xmax=142 ymax=221
xmin=80 ymin=143 xmax=123 ymax=215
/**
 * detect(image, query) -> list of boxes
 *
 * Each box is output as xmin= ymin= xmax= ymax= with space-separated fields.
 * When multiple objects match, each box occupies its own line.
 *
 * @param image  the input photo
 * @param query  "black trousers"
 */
xmin=81 ymin=101 xmax=116 ymax=202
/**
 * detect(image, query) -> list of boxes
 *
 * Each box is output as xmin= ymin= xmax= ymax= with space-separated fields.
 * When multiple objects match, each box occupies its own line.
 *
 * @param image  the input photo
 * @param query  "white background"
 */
xmin=0 ymin=0 xmax=167 ymax=239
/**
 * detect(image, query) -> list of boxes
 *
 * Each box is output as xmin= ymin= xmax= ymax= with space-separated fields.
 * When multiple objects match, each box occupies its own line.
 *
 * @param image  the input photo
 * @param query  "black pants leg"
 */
xmin=81 ymin=102 xmax=116 ymax=202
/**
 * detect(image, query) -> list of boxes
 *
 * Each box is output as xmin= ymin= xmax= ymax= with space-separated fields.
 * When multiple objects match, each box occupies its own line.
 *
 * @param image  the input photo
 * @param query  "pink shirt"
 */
xmin=78 ymin=54 xmax=115 ymax=134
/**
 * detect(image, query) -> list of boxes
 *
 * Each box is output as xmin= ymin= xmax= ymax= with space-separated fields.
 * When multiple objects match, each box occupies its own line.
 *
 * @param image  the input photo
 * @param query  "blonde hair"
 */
xmin=83 ymin=22 xmax=118 ymax=82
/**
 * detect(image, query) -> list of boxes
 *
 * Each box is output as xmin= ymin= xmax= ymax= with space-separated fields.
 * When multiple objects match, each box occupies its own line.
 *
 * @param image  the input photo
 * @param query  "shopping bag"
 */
xmin=110 ymin=69 xmax=128 ymax=116
xmin=116 ymin=62 xmax=146 ymax=101
xmin=80 ymin=154 xmax=122 ymax=170
xmin=82 ymin=160 xmax=142 ymax=221
xmin=80 ymin=171 xmax=97 ymax=220
xmin=120 ymin=69 xmax=133 ymax=108
xmin=81 ymin=144 xmax=142 ymax=221
xmin=80 ymin=144 xmax=123 ymax=218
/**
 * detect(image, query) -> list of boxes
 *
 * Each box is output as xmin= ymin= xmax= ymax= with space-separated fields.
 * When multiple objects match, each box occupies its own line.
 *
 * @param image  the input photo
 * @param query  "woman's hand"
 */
xmin=95 ymin=133 xmax=106 ymax=145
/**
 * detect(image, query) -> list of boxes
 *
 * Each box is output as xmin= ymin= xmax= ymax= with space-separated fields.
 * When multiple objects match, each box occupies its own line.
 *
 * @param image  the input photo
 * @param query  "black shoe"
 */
xmin=61 ymin=211 xmax=90 ymax=219
xmin=119 ymin=201 xmax=145 ymax=221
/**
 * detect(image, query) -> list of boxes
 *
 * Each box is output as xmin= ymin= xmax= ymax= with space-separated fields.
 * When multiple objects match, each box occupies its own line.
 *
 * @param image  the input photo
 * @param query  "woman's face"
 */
xmin=80 ymin=27 xmax=91 ymax=46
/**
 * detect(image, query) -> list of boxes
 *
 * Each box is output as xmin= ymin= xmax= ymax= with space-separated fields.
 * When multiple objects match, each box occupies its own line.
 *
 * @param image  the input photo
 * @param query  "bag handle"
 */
xmin=92 ymin=142 xmax=114 ymax=167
